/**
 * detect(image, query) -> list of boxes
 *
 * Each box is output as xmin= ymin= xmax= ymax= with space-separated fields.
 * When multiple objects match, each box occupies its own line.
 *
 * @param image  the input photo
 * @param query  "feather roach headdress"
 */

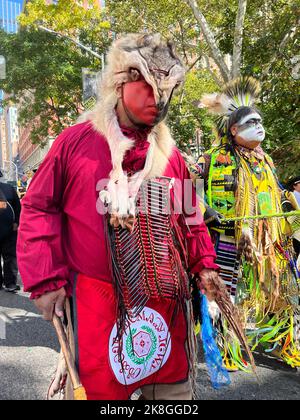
xmin=200 ymin=77 xmax=261 ymax=135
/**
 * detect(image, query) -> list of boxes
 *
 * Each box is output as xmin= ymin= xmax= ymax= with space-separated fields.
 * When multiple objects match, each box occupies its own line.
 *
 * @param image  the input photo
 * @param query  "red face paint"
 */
xmin=122 ymin=80 xmax=158 ymax=126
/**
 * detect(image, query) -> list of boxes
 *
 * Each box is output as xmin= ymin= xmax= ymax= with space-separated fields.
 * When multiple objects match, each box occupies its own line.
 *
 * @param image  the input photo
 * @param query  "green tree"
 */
xmin=0 ymin=29 xmax=94 ymax=143
xmin=0 ymin=0 xmax=109 ymax=144
xmin=167 ymin=70 xmax=218 ymax=152
xmin=240 ymin=0 xmax=300 ymax=181
xmin=19 ymin=0 xmax=110 ymax=41
xmin=1 ymin=0 xmax=298 ymax=180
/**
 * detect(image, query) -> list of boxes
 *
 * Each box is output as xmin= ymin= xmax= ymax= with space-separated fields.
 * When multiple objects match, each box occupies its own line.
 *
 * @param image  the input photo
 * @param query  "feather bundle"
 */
xmin=237 ymin=232 xmax=254 ymax=263
xmin=209 ymin=274 xmax=257 ymax=376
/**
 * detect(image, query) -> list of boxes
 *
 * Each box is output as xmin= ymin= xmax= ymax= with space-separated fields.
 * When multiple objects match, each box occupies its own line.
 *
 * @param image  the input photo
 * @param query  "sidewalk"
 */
xmin=0 ymin=286 xmax=59 ymax=400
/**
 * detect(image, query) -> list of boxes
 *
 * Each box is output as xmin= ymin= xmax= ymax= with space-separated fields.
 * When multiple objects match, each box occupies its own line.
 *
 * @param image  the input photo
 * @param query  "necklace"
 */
xmin=236 ymin=146 xmax=264 ymax=176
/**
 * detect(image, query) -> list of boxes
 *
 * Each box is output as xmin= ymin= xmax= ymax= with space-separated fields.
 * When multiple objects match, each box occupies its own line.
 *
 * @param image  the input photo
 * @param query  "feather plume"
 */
xmin=200 ymin=93 xmax=229 ymax=115
xmin=223 ymin=77 xmax=261 ymax=110
xmin=209 ymin=275 xmax=257 ymax=377
xmin=200 ymin=77 xmax=261 ymax=134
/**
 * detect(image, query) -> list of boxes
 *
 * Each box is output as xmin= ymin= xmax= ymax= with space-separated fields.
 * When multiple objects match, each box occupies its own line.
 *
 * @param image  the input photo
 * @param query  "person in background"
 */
xmin=191 ymin=77 xmax=300 ymax=369
xmin=290 ymin=176 xmax=300 ymax=207
xmin=26 ymin=168 xmax=37 ymax=191
xmin=287 ymin=176 xmax=300 ymax=258
xmin=0 ymin=171 xmax=21 ymax=292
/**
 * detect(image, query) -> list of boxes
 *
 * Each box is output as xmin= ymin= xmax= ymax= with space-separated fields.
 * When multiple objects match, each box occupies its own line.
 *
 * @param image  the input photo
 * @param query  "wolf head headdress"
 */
xmin=85 ymin=33 xmax=185 ymax=227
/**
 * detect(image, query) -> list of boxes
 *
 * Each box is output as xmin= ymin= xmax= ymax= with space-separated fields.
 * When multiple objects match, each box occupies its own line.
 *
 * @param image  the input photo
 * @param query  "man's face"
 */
xmin=231 ymin=112 xmax=265 ymax=149
xmin=116 ymin=67 xmax=177 ymax=128
xmin=121 ymin=78 xmax=159 ymax=127
xmin=114 ymin=34 xmax=185 ymax=128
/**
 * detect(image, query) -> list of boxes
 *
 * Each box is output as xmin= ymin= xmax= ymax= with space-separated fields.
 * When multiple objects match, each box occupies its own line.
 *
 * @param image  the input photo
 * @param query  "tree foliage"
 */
xmin=167 ymin=70 xmax=218 ymax=152
xmin=107 ymin=0 xmax=300 ymax=181
xmin=1 ymin=29 xmax=85 ymax=143
xmin=0 ymin=0 xmax=109 ymax=143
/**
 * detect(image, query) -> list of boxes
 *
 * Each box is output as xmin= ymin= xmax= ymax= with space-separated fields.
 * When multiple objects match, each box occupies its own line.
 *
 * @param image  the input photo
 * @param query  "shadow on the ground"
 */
xmin=196 ymin=366 xmax=300 ymax=399
xmin=251 ymin=350 xmax=298 ymax=372
xmin=196 ymin=342 xmax=300 ymax=400
xmin=0 ymin=361 xmax=52 ymax=400
xmin=0 ymin=288 xmax=39 ymax=313
xmin=0 ymin=289 xmax=59 ymax=352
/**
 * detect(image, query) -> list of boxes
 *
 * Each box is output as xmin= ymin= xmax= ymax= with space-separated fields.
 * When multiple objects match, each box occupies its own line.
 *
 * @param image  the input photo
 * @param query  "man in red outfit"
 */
xmin=17 ymin=33 xmax=220 ymax=400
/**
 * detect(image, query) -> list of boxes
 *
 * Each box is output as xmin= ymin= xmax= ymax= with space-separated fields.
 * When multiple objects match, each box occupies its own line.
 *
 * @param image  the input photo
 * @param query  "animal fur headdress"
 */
xmin=85 ymin=33 xmax=185 ymax=228
xmin=200 ymin=77 xmax=261 ymax=135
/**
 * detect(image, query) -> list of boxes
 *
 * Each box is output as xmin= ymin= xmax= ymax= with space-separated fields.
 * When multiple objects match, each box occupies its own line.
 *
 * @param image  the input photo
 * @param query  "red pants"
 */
xmin=73 ymin=274 xmax=191 ymax=400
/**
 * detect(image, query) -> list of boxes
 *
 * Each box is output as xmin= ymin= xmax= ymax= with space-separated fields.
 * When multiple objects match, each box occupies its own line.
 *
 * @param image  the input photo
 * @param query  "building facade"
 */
xmin=5 ymin=106 xmax=18 ymax=158
xmin=0 ymin=1 xmax=25 ymax=182
xmin=0 ymin=0 xmax=24 ymax=33
xmin=18 ymin=122 xmax=55 ymax=172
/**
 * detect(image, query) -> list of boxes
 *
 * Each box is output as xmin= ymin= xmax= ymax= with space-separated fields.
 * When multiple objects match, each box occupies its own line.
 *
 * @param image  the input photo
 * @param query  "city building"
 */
xmin=0 ymin=0 xmax=24 ymax=33
xmin=0 ymin=115 xmax=7 ymax=161
xmin=18 ymin=128 xmax=55 ymax=172
xmin=0 ymin=1 xmax=25 ymax=183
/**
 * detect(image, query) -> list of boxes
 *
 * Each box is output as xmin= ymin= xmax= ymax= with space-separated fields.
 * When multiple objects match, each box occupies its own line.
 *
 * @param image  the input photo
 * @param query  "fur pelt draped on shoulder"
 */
xmin=80 ymin=33 xmax=184 ymax=178
xmin=83 ymin=100 xmax=175 ymax=179
xmin=78 ymin=33 xmax=184 ymax=225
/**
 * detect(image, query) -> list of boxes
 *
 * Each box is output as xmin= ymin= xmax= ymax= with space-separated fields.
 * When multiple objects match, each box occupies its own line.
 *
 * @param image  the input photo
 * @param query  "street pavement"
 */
xmin=1 ymin=283 xmax=300 ymax=400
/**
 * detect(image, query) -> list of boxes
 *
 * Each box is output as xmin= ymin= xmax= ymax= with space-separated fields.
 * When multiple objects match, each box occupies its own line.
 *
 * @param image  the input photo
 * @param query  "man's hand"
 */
xmin=198 ymin=269 xmax=220 ymax=301
xmin=204 ymin=206 xmax=224 ymax=225
xmin=35 ymin=288 xmax=66 ymax=321
xmin=13 ymin=223 xmax=18 ymax=231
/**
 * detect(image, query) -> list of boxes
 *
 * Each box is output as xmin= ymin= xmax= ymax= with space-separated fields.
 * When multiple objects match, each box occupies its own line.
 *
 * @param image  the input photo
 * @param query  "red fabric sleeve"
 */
xmin=17 ymin=132 xmax=70 ymax=299
xmin=174 ymin=150 xmax=219 ymax=274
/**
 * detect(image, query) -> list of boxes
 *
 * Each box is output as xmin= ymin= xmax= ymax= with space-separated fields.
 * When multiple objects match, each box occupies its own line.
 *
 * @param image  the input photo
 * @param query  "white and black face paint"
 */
xmin=236 ymin=112 xmax=265 ymax=143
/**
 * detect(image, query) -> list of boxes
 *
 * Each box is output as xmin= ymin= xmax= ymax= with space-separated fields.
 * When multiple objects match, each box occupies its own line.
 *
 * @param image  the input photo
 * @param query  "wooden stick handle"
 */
xmin=52 ymin=314 xmax=81 ymax=390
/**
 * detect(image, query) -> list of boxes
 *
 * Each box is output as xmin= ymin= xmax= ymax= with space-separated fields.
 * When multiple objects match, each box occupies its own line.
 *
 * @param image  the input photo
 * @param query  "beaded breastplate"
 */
xmin=108 ymin=177 xmax=190 ymax=316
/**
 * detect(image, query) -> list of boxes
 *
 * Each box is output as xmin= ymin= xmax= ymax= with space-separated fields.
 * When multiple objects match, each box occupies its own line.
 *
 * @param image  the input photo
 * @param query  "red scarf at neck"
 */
xmin=121 ymin=125 xmax=151 ymax=174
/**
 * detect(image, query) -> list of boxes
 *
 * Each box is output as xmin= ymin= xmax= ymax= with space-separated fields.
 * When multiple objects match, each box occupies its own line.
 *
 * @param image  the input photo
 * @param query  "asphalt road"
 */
xmin=1 ymin=284 xmax=300 ymax=400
